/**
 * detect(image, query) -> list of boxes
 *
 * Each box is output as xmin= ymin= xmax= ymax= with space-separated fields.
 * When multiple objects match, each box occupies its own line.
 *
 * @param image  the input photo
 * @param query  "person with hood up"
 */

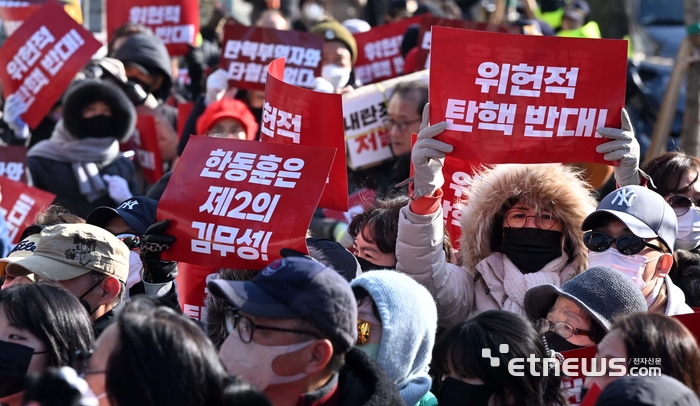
xmin=394 ymin=106 xmax=636 ymax=329
xmin=27 ymin=79 xmax=138 ymax=217
xmin=351 ymin=271 xmax=438 ymax=406
xmin=523 ymin=265 xmax=647 ymax=353
xmin=113 ymin=33 xmax=180 ymax=166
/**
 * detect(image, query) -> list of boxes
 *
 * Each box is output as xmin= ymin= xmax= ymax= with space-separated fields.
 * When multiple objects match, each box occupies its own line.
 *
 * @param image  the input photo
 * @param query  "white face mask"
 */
xmin=588 ymin=249 xmax=659 ymax=290
xmin=321 ymin=64 xmax=351 ymax=92
xmin=302 ymin=3 xmax=324 ymax=22
xmin=676 ymin=208 xmax=700 ymax=250
xmin=220 ymin=331 xmax=314 ymax=391
xmin=126 ymin=250 xmax=143 ymax=290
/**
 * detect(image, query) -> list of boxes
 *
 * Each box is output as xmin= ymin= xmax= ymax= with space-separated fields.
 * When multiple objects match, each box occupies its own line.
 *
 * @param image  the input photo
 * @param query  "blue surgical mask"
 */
xmin=356 ymin=343 xmax=381 ymax=359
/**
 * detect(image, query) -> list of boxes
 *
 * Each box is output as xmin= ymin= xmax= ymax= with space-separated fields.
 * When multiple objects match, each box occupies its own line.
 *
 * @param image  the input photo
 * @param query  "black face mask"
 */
xmin=439 ymin=377 xmax=495 ymax=406
xmin=81 ymin=115 xmax=115 ymax=139
xmin=0 ymin=339 xmax=35 ymax=398
xmin=543 ymin=331 xmax=585 ymax=353
xmin=500 ymin=228 xmax=563 ymax=274
xmin=78 ymin=279 xmax=104 ymax=315
xmin=355 ymin=256 xmax=385 ymax=272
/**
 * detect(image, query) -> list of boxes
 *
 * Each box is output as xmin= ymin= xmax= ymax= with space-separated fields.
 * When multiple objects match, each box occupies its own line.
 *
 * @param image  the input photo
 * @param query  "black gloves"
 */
xmin=140 ymin=220 xmax=178 ymax=284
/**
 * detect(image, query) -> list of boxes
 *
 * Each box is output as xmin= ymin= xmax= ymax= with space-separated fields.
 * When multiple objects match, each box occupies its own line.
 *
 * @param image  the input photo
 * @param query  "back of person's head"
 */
xmin=390 ymin=81 xmax=428 ymax=115
xmin=643 ymin=151 xmax=700 ymax=198
xmin=106 ymin=297 xmax=228 ymax=406
xmin=595 ymin=374 xmax=700 ymax=406
xmin=222 ymin=376 xmax=273 ymax=406
xmin=0 ymin=283 xmax=93 ymax=367
xmin=610 ymin=313 xmax=700 ymax=395
xmin=433 ymin=310 xmax=565 ymax=406
xmin=348 ymin=195 xmax=409 ymax=258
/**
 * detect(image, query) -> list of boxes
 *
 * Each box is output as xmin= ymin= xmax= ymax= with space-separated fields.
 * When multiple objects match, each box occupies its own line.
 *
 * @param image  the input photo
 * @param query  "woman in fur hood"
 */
xmin=395 ymin=106 xmax=633 ymax=329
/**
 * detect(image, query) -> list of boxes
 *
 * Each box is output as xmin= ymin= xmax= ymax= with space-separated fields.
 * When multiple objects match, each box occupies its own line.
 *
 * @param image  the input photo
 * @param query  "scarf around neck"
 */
xmin=27 ymin=120 xmax=120 ymax=202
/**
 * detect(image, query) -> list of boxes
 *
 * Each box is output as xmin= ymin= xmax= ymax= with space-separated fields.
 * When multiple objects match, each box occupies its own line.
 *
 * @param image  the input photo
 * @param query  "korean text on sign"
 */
xmin=157 ymin=137 xmax=335 ymax=270
xmin=128 ymin=5 xmax=194 ymax=45
xmin=0 ymin=176 xmax=55 ymax=244
xmin=429 ymin=27 xmax=628 ymax=164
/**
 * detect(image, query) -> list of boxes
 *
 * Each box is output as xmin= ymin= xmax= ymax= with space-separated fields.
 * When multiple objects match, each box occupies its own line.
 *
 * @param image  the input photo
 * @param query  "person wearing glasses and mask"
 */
xmin=523 ymin=265 xmax=647 ymax=353
xmin=582 ymin=185 xmax=693 ymax=315
xmin=207 ymin=257 xmax=403 ymax=406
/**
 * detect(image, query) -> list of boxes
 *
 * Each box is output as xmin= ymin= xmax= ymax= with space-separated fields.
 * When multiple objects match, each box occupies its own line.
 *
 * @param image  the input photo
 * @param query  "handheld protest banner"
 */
xmin=415 ymin=17 xmax=520 ymax=71
xmin=0 ymin=146 xmax=28 ymax=183
xmin=0 ymin=0 xmax=46 ymax=36
xmin=352 ymin=16 xmax=421 ymax=85
xmin=0 ymin=1 xmax=101 ymax=129
xmin=0 ymin=176 xmax=55 ymax=244
xmin=343 ymin=69 xmax=428 ymax=170
xmin=262 ymin=57 xmax=349 ymax=212
xmin=176 ymin=262 xmax=218 ymax=320
xmin=438 ymin=156 xmax=479 ymax=252
xmin=133 ymin=115 xmax=164 ymax=184
xmin=106 ymin=0 xmax=199 ymax=56
xmin=560 ymin=345 xmax=598 ymax=406
xmin=157 ymin=136 xmax=335 ymax=269
xmin=429 ymin=27 xmax=627 ymax=165
xmin=220 ymin=25 xmax=324 ymax=91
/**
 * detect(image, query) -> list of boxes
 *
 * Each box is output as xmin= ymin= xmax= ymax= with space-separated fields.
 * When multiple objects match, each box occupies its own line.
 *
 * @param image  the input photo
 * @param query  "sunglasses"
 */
xmin=666 ymin=194 xmax=700 ymax=217
xmin=583 ymin=231 xmax=664 ymax=256
xmin=357 ymin=320 xmax=373 ymax=345
xmin=116 ymin=233 xmax=142 ymax=250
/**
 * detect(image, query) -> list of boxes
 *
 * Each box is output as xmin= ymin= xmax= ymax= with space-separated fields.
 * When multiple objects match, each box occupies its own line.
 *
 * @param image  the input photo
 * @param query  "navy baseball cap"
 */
xmin=86 ymin=196 xmax=158 ymax=235
xmin=208 ymin=257 xmax=358 ymax=352
xmin=581 ymin=185 xmax=677 ymax=251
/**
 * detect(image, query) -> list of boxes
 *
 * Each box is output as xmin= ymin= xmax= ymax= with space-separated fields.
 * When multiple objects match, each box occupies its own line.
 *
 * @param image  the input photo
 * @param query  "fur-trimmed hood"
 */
xmin=459 ymin=164 xmax=598 ymax=275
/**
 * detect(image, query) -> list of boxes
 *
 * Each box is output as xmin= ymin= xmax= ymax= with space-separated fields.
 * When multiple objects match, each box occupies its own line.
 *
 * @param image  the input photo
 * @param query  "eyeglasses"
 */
xmin=505 ymin=210 xmax=558 ymax=230
xmin=583 ymin=231 xmax=664 ymax=256
xmin=115 ymin=233 xmax=142 ymax=250
xmin=357 ymin=320 xmax=373 ymax=345
xmin=224 ymin=308 xmax=322 ymax=344
xmin=666 ymin=194 xmax=700 ymax=217
xmin=536 ymin=318 xmax=589 ymax=339
xmin=71 ymin=349 xmax=106 ymax=376
xmin=385 ymin=117 xmax=421 ymax=133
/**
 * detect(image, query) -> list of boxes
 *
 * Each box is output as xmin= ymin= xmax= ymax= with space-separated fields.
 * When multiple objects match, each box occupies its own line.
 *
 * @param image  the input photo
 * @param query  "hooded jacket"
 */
xmin=350 ymin=271 xmax=437 ymax=406
xmin=113 ymin=33 xmax=173 ymax=101
xmin=27 ymin=79 xmax=139 ymax=217
xmin=396 ymin=164 xmax=598 ymax=328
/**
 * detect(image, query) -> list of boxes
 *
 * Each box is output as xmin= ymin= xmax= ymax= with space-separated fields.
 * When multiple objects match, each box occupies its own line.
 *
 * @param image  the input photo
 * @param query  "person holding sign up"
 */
xmin=393 ymin=106 xmax=639 ymax=329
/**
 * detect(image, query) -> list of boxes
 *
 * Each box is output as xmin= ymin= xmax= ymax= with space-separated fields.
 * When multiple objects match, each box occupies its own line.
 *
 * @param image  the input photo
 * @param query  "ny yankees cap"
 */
xmin=582 ymin=185 xmax=677 ymax=251
xmin=86 ymin=196 xmax=158 ymax=235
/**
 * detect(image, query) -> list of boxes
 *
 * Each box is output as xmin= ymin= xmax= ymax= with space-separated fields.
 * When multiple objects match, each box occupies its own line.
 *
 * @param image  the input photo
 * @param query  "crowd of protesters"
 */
xmin=1 ymin=0 xmax=700 ymax=405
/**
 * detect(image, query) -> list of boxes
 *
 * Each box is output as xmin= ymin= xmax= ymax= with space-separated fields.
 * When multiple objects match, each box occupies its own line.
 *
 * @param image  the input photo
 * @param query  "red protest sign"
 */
xmin=322 ymin=188 xmax=376 ymax=223
xmin=580 ymin=382 xmax=602 ymax=406
xmin=176 ymin=262 xmax=218 ymax=320
xmin=0 ymin=1 xmax=101 ymax=129
xmin=129 ymin=115 xmax=164 ymax=184
xmin=0 ymin=146 xmax=28 ymax=183
xmin=106 ymin=0 xmax=199 ymax=56
xmin=0 ymin=176 xmax=55 ymax=244
xmin=220 ymin=25 xmax=324 ymax=91
xmin=0 ymin=1 xmax=45 ymax=36
xmin=157 ymin=136 xmax=335 ymax=269
xmin=430 ymin=27 xmax=627 ymax=165
xmin=560 ymin=345 xmax=597 ymax=406
xmin=674 ymin=311 xmax=700 ymax=343
xmin=440 ymin=156 xmax=479 ymax=251
xmin=177 ymin=101 xmax=194 ymax=139
xmin=353 ymin=16 xmax=421 ymax=85
xmin=262 ymin=58 xmax=348 ymax=212
xmin=415 ymin=17 xmax=519 ymax=71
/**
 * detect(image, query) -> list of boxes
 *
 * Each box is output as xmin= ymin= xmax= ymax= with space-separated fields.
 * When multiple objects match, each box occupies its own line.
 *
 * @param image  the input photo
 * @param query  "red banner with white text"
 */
xmin=0 ymin=1 xmax=101 ymax=129
xmin=0 ymin=176 xmax=55 ymax=244
xmin=157 ymin=136 xmax=335 ymax=269
xmin=429 ymin=27 xmax=627 ymax=164
xmin=220 ymin=24 xmax=324 ymax=91
xmin=0 ymin=1 xmax=45 ymax=36
xmin=106 ymin=0 xmax=199 ymax=56
xmin=262 ymin=58 xmax=348 ymax=212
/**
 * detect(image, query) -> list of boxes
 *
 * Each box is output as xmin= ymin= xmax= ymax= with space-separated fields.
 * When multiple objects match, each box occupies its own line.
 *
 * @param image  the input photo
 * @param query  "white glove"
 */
xmin=411 ymin=104 xmax=453 ymax=198
xmin=2 ymin=94 xmax=29 ymax=139
xmin=596 ymin=109 xmax=640 ymax=187
xmin=205 ymin=69 xmax=230 ymax=105
xmin=102 ymin=174 xmax=133 ymax=204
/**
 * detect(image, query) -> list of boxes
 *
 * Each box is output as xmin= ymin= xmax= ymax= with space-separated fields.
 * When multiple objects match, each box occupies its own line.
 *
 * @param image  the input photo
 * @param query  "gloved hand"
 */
xmin=596 ymin=109 xmax=640 ymax=187
xmin=102 ymin=174 xmax=133 ymax=204
xmin=140 ymin=220 xmax=178 ymax=284
xmin=411 ymin=104 xmax=453 ymax=198
xmin=2 ymin=94 xmax=29 ymax=139
xmin=23 ymin=366 xmax=96 ymax=406
xmin=205 ymin=68 xmax=230 ymax=105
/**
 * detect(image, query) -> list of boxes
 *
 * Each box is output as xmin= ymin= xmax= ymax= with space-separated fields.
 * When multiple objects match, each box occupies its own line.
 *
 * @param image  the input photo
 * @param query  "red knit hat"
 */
xmin=196 ymin=98 xmax=259 ymax=140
